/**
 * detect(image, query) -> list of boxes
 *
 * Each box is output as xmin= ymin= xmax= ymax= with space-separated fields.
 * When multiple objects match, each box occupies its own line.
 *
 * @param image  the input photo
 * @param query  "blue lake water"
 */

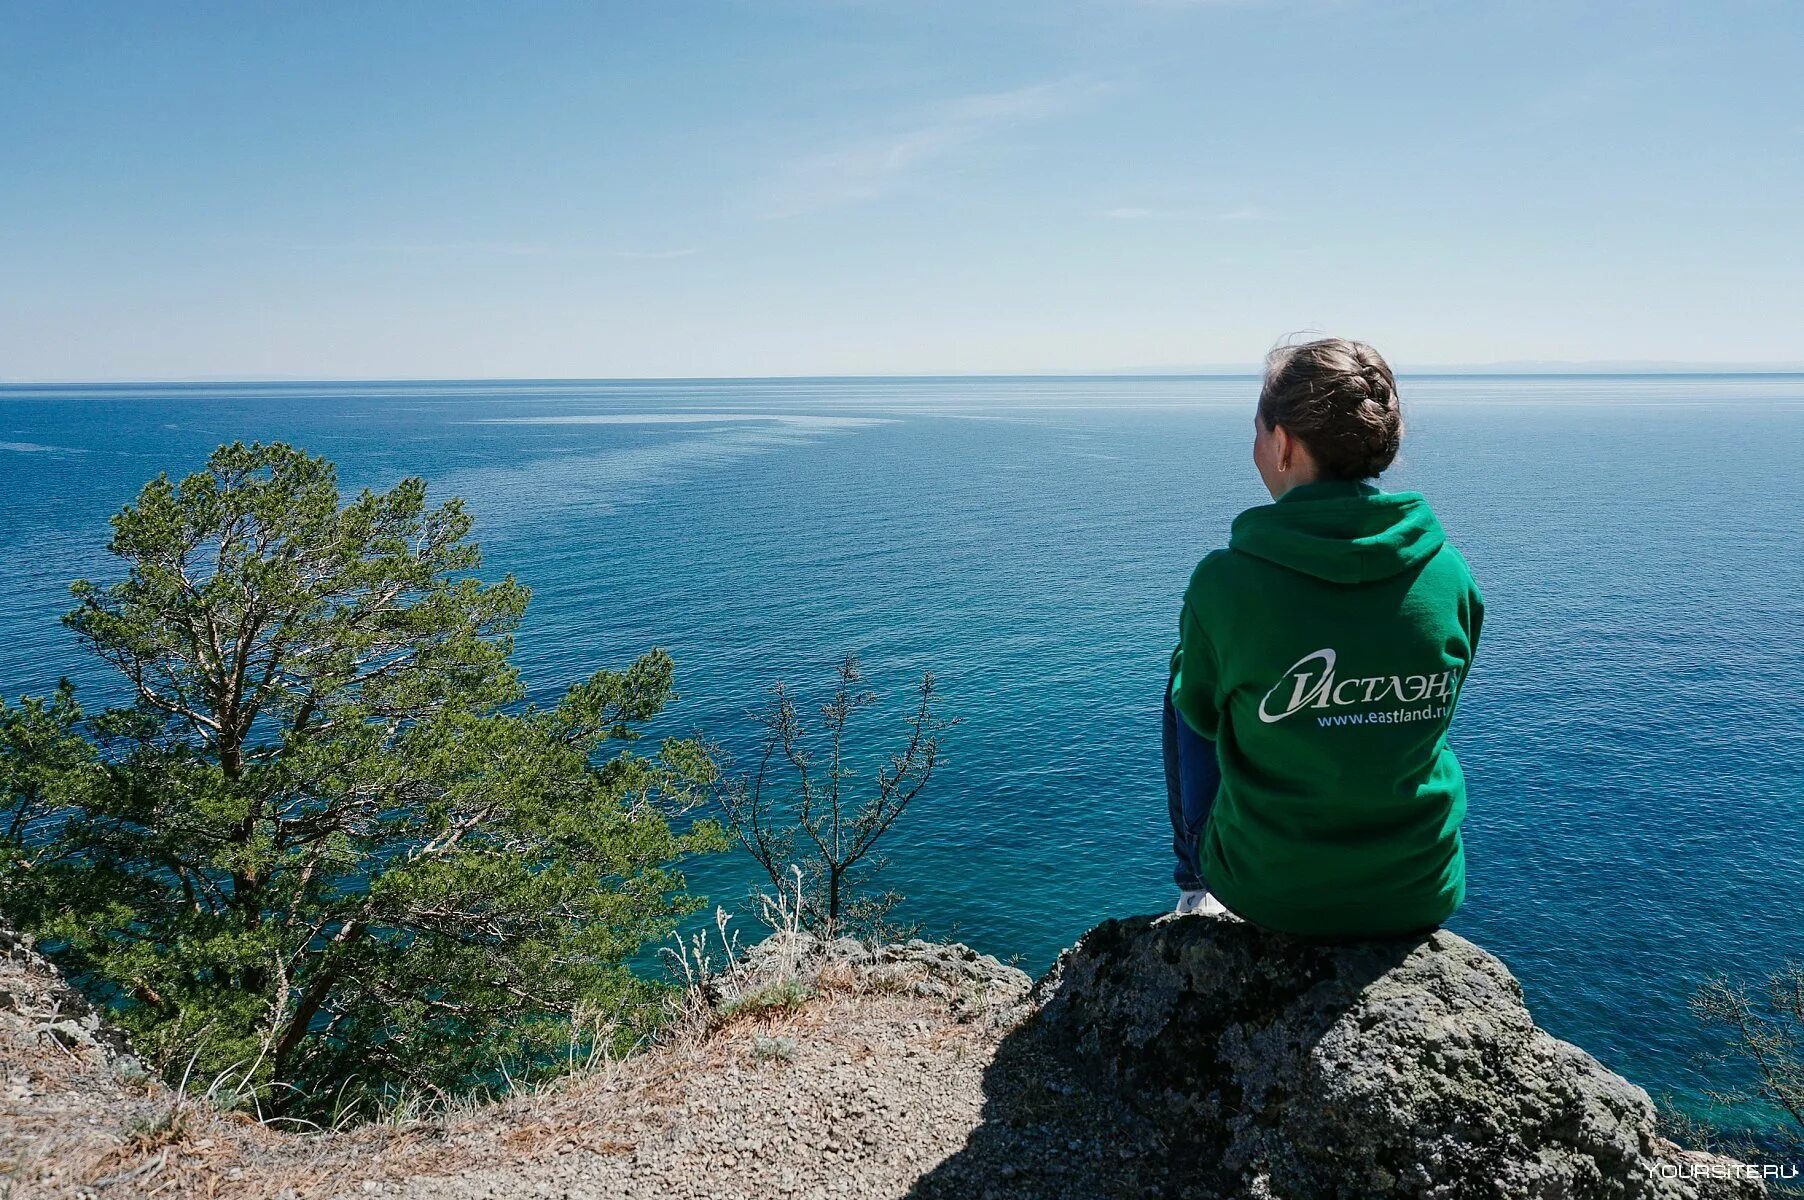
xmin=1 ymin=375 xmax=1800 ymax=1124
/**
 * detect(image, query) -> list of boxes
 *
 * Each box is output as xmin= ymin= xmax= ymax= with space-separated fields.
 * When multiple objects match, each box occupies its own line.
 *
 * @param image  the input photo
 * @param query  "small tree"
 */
xmin=723 ymin=654 xmax=950 ymax=937
xmin=0 ymin=442 xmax=724 ymax=1120
xmin=1691 ymin=964 xmax=1804 ymax=1170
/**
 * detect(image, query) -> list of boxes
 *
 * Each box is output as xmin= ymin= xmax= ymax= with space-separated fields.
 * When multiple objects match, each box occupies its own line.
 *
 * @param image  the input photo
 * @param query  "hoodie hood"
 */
xmin=1228 ymin=479 xmax=1445 ymax=584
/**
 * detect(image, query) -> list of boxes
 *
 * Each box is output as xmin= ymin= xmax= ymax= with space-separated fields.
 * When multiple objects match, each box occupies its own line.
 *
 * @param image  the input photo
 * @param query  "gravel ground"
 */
xmin=7 ymin=922 xmax=1755 ymax=1200
xmin=2 ymin=922 xmax=178 ymax=1197
xmin=6 ymin=931 xmax=1118 ymax=1200
xmin=392 ymin=988 xmax=1014 ymax=1200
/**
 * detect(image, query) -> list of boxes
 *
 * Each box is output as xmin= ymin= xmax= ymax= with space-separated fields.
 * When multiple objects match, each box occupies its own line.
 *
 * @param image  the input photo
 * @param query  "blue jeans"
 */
xmin=1163 ymin=687 xmax=1222 ymax=892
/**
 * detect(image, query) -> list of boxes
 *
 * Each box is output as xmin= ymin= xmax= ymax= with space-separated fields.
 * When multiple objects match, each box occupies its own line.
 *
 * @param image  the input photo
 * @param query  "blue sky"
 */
xmin=3 ymin=1 xmax=1801 ymax=379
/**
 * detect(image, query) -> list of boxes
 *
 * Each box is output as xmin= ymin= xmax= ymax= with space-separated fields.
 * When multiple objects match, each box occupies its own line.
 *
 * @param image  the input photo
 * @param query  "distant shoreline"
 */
xmin=6 ymin=368 xmax=1804 ymax=388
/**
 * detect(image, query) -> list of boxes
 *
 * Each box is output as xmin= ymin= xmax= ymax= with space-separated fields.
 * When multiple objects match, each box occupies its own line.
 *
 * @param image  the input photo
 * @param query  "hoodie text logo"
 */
xmin=1257 ymin=648 xmax=1463 ymax=725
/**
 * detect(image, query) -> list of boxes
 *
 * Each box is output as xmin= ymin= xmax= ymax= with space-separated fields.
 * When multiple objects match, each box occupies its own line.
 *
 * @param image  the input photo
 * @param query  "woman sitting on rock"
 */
xmin=1163 ymin=337 xmax=1484 ymax=937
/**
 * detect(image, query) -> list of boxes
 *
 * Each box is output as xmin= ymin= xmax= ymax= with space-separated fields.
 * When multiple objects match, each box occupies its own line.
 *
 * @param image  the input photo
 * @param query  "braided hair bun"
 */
xmin=1257 ymin=337 xmax=1404 ymax=481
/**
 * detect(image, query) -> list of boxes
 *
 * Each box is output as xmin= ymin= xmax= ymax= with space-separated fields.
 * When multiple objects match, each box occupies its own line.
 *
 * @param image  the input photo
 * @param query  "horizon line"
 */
xmin=7 ymin=363 xmax=1804 ymax=388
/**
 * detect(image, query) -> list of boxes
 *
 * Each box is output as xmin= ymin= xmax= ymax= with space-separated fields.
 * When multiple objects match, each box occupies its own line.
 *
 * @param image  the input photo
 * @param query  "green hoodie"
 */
xmin=1169 ymin=479 xmax=1484 ymax=937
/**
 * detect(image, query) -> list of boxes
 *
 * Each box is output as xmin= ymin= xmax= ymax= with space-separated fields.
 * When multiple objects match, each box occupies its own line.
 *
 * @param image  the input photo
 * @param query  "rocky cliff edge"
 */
xmin=0 ymin=913 xmax=1767 ymax=1199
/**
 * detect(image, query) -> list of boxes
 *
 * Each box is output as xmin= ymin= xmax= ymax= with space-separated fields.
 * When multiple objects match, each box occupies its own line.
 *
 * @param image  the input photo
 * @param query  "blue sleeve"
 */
xmin=1170 ymin=598 xmax=1222 ymax=742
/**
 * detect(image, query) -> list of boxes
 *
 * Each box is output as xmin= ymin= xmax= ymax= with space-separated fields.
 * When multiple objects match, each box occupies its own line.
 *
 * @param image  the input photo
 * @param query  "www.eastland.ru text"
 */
xmin=1317 ymin=705 xmax=1451 ymax=728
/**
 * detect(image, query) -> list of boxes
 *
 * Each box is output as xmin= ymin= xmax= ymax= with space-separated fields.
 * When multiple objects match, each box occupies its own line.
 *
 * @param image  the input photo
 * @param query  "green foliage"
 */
xmin=0 ymin=442 xmax=725 ymax=1121
xmin=717 ymin=977 xmax=814 ymax=1023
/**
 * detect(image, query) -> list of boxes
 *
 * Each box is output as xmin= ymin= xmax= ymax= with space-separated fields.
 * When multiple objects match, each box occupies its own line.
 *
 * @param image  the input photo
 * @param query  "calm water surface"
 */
xmin=1 ymin=374 xmax=1800 ymax=1124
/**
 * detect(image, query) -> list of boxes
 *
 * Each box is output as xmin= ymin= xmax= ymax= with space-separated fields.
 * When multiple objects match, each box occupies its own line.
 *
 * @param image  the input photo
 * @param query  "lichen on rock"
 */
xmin=921 ymin=913 xmax=1765 ymax=1199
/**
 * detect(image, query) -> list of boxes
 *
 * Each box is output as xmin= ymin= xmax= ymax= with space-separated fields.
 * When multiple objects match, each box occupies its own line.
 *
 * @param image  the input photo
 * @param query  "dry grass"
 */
xmin=3 ymin=876 xmax=1028 ymax=1200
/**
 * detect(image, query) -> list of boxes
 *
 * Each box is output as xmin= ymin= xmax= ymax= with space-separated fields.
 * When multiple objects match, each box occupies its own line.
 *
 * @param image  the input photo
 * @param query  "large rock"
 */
xmin=728 ymin=929 xmax=1033 ymax=1022
xmin=0 ymin=920 xmax=139 ymax=1066
xmin=1015 ymin=913 xmax=1761 ymax=1200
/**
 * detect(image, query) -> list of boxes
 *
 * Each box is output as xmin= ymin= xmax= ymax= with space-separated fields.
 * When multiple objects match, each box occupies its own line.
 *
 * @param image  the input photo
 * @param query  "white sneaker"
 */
xmin=1174 ymin=889 xmax=1227 ymax=917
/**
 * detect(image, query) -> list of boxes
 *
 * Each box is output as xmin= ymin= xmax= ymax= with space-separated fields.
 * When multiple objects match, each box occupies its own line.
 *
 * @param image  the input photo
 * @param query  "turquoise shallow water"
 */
xmin=1 ymin=375 xmax=1800 ymax=1121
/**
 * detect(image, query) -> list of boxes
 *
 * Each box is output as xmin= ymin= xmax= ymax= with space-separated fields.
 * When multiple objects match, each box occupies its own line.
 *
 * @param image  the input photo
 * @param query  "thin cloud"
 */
xmin=602 ymin=247 xmax=702 ymax=260
xmin=282 ymin=239 xmax=554 ymax=258
xmin=1125 ymin=0 xmax=1281 ymax=7
xmin=1100 ymin=205 xmax=1270 ymax=221
xmin=364 ymin=241 xmax=703 ymax=261
xmin=756 ymin=78 xmax=1109 ymax=218
xmin=1521 ymin=53 xmax=1668 ymax=122
xmin=191 ymin=236 xmax=701 ymax=262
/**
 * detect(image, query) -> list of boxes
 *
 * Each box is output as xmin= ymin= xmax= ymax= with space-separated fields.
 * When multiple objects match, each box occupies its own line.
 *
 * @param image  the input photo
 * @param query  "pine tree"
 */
xmin=0 ymin=442 xmax=723 ymax=1120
